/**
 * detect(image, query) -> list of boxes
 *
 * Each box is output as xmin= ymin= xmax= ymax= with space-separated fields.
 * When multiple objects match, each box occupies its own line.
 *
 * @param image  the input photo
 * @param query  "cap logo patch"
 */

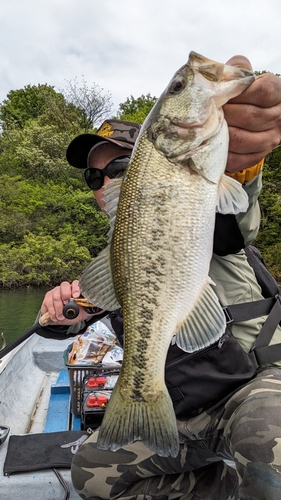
xmin=97 ymin=122 xmax=114 ymax=137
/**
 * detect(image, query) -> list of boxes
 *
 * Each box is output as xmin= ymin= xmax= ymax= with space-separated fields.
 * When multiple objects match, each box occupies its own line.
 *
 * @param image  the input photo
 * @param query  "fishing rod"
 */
xmin=0 ymin=298 xmax=100 ymax=360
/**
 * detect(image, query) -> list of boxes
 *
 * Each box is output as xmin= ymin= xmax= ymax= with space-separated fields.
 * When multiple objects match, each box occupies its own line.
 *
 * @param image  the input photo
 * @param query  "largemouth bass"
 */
xmin=79 ymin=51 xmax=254 ymax=457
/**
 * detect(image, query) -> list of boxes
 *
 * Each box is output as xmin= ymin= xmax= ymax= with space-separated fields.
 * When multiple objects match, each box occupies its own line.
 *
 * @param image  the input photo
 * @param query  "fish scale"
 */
xmin=114 ymin=136 xmax=210 ymax=316
xmin=79 ymin=51 xmax=254 ymax=456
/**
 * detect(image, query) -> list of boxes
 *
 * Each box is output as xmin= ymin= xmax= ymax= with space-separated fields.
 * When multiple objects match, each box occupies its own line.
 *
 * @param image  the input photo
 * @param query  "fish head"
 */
xmin=142 ymin=51 xmax=254 ymax=164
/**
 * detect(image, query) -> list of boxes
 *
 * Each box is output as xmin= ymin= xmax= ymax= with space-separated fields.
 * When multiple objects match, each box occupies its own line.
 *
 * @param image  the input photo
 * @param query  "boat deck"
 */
xmin=0 ymin=334 xmax=83 ymax=499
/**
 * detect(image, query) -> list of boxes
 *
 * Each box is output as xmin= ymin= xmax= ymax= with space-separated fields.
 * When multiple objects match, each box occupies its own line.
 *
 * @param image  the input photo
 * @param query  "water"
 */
xmin=0 ymin=287 xmax=49 ymax=347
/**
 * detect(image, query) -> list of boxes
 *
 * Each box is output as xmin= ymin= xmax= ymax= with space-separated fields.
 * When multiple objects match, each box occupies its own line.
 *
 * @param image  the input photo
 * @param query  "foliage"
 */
xmin=117 ymin=93 xmax=157 ymax=124
xmin=255 ymin=70 xmax=281 ymax=77
xmin=0 ymin=175 xmax=108 ymax=253
xmin=0 ymin=76 xmax=281 ymax=288
xmin=37 ymin=92 xmax=87 ymax=134
xmin=0 ymin=233 xmax=91 ymax=288
xmin=259 ymin=242 xmax=281 ymax=283
xmin=0 ymin=122 xmax=78 ymax=182
xmin=0 ymin=84 xmax=64 ymax=130
xmin=0 ymin=84 xmax=88 ymax=182
xmin=255 ymin=145 xmax=281 ymax=281
xmin=0 ymin=79 xmax=115 ymax=288
xmin=0 ymin=175 xmax=109 ymax=288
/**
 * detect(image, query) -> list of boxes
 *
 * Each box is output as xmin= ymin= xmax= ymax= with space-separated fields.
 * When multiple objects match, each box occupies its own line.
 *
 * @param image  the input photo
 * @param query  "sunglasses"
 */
xmin=84 ymin=156 xmax=131 ymax=191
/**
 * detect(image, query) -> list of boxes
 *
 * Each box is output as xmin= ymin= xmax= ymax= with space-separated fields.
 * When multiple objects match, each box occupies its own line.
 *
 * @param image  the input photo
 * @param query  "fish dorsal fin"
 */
xmin=78 ymin=178 xmax=123 ymax=311
xmin=216 ymin=174 xmax=249 ymax=215
xmin=175 ymin=280 xmax=226 ymax=352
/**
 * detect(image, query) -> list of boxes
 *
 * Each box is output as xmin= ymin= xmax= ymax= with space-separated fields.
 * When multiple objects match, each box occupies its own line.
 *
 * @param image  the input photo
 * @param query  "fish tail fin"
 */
xmin=97 ymin=382 xmax=179 ymax=458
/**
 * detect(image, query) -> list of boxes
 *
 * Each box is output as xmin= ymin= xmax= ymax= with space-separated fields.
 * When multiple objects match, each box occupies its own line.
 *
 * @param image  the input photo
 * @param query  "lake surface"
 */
xmin=0 ymin=287 xmax=49 ymax=346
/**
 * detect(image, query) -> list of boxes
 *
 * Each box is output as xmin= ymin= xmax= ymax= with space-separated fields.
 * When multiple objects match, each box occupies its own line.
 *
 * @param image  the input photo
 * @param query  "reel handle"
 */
xmin=62 ymin=300 xmax=80 ymax=320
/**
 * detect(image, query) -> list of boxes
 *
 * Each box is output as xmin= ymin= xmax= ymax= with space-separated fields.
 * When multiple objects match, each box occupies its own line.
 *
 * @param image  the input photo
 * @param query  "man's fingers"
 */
xmin=225 ymin=151 xmax=265 ymax=173
xmin=225 ymin=55 xmax=253 ymax=71
xmin=223 ymin=103 xmax=280 ymax=132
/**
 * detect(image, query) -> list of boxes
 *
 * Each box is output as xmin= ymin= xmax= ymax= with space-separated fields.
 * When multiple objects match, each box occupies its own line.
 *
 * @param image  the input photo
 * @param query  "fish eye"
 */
xmin=170 ymin=79 xmax=184 ymax=94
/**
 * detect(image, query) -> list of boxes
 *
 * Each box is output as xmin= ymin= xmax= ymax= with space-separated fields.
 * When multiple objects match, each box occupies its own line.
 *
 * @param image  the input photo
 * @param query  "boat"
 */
xmin=0 ymin=318 xmax=121 ymax=500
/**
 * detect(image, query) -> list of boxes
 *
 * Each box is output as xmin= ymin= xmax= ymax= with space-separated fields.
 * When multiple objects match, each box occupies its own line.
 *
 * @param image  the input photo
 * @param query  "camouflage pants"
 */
xmin=71 ymin=367 xmax=281 ymax=500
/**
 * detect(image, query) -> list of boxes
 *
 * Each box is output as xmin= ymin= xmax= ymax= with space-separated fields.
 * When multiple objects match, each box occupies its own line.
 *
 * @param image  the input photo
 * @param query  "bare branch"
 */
xmin=60 ymin=77 xmax=113 ymax=131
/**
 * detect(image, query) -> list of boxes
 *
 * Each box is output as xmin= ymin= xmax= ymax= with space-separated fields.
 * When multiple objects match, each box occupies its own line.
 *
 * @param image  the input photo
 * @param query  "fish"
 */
xmin=79 ymin=51 xmax=255 ymax=457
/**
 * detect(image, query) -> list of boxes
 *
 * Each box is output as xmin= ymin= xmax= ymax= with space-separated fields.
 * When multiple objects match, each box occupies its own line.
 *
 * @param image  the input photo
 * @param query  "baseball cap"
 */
xmin=66 ymin=119 xmax=141 ymax=169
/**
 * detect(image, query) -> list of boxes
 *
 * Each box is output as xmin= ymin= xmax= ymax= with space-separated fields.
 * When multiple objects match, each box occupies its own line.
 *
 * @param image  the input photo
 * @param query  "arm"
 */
xmin=223 ymin=56 xmax=281 ymax=245
xmin=210 ymin=57 xmax=281 ymax=358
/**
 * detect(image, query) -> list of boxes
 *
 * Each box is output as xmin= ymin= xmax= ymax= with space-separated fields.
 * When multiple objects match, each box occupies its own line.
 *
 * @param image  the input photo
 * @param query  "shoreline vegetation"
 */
xmin=0 ymin=82 xmax=280 ymax=289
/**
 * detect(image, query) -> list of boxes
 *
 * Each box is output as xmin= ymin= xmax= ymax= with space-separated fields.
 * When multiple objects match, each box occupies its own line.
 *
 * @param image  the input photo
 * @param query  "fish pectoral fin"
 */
xmin=79 ymin=244 xmax=120 ymax=311
xmin=175 ymin=281 xmax=226 ymax=352
xmin=216 ymin=174 xmax=249 ymax=215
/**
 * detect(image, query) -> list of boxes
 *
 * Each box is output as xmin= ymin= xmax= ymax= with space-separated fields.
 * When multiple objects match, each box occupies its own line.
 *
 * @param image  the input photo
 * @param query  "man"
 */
xmin=39 ymin=56 xmax=281 ymax=499
xmin=38 ymin=119 xmax=141 ymax=335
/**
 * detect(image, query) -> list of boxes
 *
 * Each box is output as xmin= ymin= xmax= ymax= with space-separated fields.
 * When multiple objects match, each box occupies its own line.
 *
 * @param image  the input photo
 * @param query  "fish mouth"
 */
xmin=170 ymin=120 xmax=207 ymax=131
xmin=169 ymin=111 xmax=222 ymax=140
xmin=163 ymin=114 xmax=222 ymax=161
xmin=169 ymin=101 xmax=223 ymax=131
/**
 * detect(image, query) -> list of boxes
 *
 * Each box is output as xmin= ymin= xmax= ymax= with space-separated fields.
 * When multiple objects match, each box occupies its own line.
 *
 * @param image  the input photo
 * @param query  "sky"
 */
xmin=0 ymin=0 xmax=280 ymax=115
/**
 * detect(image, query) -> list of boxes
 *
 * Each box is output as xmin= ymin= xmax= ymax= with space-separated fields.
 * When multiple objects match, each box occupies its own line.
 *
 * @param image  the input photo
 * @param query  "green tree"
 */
xmin=0 ymin=79 xmax=114 ymax=288
xmin=1 ymin=75 xmax=281 ymax=288
xmin=255 ymin=70 xmax=281 ymax=77
xmin=0 ymin=233 xmax=91 ymax=288
xmin=0 ymin=121 xmax=80 ymax=182
xmin=37 ymin=92 xmax=87 ymax=134
xmin=0 ymin=83 xmax=87 ymax=181
xmin=117 ymin=93 xmax=157 ymax=124
xmin=0 ymin=175 xmax=108 ymax=254
xmin=0 ymin=175 xmax=109 ymax=288
xmin=0 ymin=84 xmax=62 ymax=129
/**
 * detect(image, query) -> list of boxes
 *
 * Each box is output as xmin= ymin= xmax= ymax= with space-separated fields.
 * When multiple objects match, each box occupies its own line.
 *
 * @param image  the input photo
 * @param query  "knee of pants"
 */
xmin=225 ymin=385 xmax=281 ymax=500
xmin=71 ymin=451 xmax=88 ymax=496
xmin=238 ymin=461 xmax=281 ymax=500
xmin=70 ymin=445 xmax=112 ymax=500
xmin=229 ymin=391 xmax=281 ymax=465
xmin=70 ymin=437 xmax=156 ymax=499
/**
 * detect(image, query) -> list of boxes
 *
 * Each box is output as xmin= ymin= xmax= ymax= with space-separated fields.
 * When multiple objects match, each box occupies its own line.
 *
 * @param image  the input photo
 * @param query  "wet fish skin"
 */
xmin=79 ymin=51 xmax=254 ymax=457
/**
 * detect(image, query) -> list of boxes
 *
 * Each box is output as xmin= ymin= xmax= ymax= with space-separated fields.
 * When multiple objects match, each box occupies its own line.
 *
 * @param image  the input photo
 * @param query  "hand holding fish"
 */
xmin=224 ymin=55 xmax=281 ymax=172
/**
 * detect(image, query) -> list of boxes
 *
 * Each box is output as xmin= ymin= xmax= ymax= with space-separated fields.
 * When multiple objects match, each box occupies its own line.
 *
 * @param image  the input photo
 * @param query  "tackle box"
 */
xmin=63 ymin=345 xmax=120 ymax=416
